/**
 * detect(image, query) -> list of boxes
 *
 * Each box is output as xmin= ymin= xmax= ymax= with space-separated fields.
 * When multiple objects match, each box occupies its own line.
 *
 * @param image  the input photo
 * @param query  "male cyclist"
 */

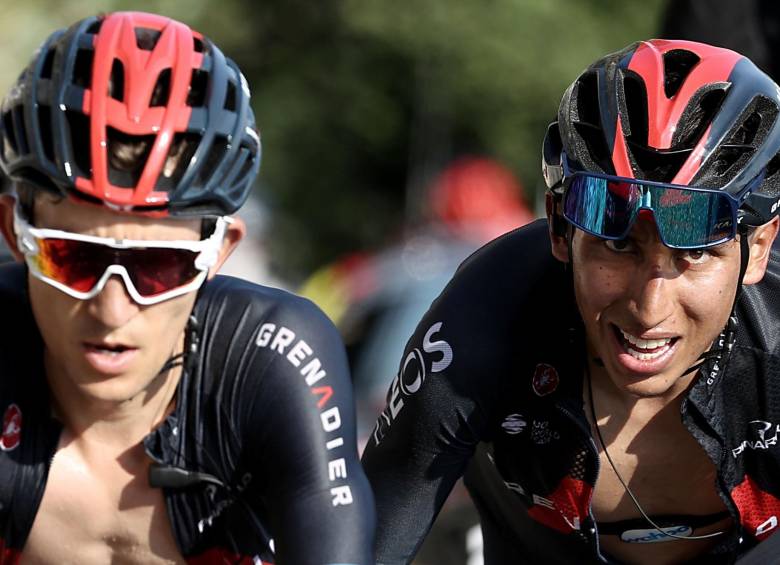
xmin=0 ymin=12 xmax=374 ymax=564
xmin=362 ymin=40 xmax=780 ymax=564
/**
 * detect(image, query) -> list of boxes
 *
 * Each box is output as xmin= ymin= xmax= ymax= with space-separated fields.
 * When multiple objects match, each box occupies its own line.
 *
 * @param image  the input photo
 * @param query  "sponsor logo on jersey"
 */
xmin=620 ymin=525 xmax=692 ymax=543
xmin=371 ymin=322 xmax=453 ymax=445
xmin=532 ymin=363 xmax=559 ymax=397
xmin=501 ymin=413 xmax=527 ymax=435
xmin=255 ymin=322 xmax=353 ymax=507
xmin=731 ymin=420 xmax=780 ymax=458
xmin=756 ymin=515 xmax=778 ymax=537
xmin=0 ymin=404 xmax=21 ymax=452
xmin=531 ymin=420 xmax=560 ymax=445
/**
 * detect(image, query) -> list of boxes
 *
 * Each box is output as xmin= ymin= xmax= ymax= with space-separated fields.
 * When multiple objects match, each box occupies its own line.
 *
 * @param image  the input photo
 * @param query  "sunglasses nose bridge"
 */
xmin=85 ymin=266 xmax=142 ymax=324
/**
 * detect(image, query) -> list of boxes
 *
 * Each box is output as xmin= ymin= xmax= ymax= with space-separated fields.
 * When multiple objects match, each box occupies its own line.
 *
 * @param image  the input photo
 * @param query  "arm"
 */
xmin=243 ymin=297 xmax=375 ymax=565
xmin=361 ymin=313 xmax=493 ymax=564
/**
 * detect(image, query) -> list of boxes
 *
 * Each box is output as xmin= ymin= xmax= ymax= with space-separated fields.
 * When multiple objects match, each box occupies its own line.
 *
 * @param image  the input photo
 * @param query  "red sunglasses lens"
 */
xmin=35 ymin=239 xmax=107 ymax=292
xmin=123 ymin=248 xmax=202 ymax=297
xmin=34 ymin=239 xmax=201 ymax=297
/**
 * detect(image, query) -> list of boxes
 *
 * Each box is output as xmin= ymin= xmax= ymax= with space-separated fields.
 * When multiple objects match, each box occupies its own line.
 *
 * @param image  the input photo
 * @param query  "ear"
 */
xmin=0 ymin=195 xmax=24 ymax=262
xmin=742 ymin=216 xmax=779 ymax=285
xmin=207 ymin=216 xmax=246 ymax=279
xmin=545 ymin=192 xmax=569 ymax=263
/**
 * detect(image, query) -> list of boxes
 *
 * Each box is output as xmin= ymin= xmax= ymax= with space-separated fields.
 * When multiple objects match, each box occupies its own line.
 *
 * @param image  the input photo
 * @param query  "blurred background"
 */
xmin=3 ymin=0 xmax=780 ymax=562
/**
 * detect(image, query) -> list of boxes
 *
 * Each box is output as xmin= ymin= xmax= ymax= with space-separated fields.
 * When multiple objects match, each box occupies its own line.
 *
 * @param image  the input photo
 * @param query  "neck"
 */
xmin=586 ymin=356 xmax=694 ymax=424
xmin=44 ymin=340 xmax=184 ymax=450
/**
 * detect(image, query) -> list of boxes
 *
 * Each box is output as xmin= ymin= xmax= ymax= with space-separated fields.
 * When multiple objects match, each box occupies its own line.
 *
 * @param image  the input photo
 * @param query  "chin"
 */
xmin=610 ymin=370 xmax=688 ymax=399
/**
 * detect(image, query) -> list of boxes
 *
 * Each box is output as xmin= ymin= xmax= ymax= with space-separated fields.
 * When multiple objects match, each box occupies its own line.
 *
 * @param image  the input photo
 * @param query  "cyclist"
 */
xmin=362 ymin=39 xmax=780 ymax=564
xmin=0 ymin=11 xmax=374 ymax=564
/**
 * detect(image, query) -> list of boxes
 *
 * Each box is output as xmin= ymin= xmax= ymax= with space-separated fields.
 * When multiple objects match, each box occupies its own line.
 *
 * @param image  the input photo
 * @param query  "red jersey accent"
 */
xmin=731 ymin=475 xmax=780 ymax=540
xmin=528 ymin=476 xmax=591 ymax=534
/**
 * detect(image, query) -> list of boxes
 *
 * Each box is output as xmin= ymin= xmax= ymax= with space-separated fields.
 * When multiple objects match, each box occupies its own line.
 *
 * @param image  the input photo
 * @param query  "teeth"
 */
xmin=619 ymin=329 xmax=673 ymax=360
xmin=619 ymin=329 xmax=672 ymax=350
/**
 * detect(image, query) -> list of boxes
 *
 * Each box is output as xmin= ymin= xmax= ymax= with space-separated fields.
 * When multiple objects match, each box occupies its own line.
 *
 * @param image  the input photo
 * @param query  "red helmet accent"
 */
xmin=76 ymin=12 xmax=202 ymax=209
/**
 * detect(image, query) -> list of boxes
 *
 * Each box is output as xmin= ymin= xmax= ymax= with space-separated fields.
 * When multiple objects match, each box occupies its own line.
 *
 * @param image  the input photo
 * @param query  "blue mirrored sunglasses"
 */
xmin=560 ymin=159 xmax=763 ymax=249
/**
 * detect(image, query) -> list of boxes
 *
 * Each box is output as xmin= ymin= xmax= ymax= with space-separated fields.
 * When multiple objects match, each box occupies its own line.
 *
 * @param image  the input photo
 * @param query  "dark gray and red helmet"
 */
xmin=0 ymin=11 xmax=261 ymax=217
xmin=543 ymin=39 xmax=780 ymax=227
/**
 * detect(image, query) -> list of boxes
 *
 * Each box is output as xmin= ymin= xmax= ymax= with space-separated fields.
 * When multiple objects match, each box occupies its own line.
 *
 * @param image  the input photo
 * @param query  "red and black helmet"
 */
xmin=0 ymin=11 xmax=261 ymax=216
xmin=543 ymin=39 xmax=780 ymax=226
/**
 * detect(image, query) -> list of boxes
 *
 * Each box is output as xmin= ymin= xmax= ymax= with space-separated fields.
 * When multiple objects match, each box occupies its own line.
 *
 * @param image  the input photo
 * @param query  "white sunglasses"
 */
xmin=14 ymin=207 xmax=229 ymax=305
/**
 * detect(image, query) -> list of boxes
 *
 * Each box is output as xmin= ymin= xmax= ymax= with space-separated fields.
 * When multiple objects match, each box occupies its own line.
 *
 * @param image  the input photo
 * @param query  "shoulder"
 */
xmin=391 ymin=219 xmax=572 ymax=402
xmin=196 ymin=275 xmax=335 ymax=331
xmin=193 ymin=275 xmax=344 ymax=375
xmin=423 ymin=219 xmax=569 ymax=358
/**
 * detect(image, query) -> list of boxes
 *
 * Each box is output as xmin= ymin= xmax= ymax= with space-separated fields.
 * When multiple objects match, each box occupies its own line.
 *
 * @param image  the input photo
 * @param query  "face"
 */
xmin=549 ymin=214 xmax=778 ymax=399
xmin=0 ymin=194 xmax=244 ymax=405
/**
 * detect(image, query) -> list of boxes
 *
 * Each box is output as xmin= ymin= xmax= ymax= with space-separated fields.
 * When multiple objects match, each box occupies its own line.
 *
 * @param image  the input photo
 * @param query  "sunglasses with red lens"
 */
xmin=13 ymin=207 xmax=229 ymax=305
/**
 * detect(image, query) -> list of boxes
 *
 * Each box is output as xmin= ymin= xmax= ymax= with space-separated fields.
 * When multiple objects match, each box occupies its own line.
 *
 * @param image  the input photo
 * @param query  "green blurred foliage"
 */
xmin=0 ymin=0 xmax=667 ymax=280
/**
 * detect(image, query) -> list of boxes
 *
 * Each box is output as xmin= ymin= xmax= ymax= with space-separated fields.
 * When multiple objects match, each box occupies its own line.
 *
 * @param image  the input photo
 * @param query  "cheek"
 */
xmin=137 ymin=295 xmax=197 ymax=354
xmin=574 ymin=265 xmax=624 ymax=318
xmin=28 ymin=278 xmax=78 ymax=348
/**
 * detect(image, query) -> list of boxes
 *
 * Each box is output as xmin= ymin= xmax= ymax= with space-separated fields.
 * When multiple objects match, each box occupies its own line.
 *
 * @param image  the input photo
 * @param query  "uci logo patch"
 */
xmin=0 ymin=404 xmax=22 ymax=452
xmin=532 ymin=363 xmax=560 ymax=397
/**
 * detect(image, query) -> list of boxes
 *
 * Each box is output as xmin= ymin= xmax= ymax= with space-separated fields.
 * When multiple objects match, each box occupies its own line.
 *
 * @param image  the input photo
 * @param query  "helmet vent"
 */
xmin=106 ymin=128 xmax=154 ymax=188
xmin=761 ymin=152 xmax=780 ymax=199
xmin=198 ymin=136 xmax=228 ymax=185
xmin=37 ymin=104 xmax=54 ymax=163
xmin=86 ymin=19 xmax=102 ymax=34
xmin=767 ymin=152 xmax=780 ymax=178
xmin=193 ymin=36 xmax=205 ymax=53
xmin=674 ymin=88 xmax=727 ymax=150
xmin=40 ymin=48 xmax=56 ymax=80
xmin=728 ymin=111 xmax=762 ymax=146
xmin=72 ymin=49 xmax=93 ymax=89
xmin=155 ymin=132 xmax=199 ymax=190
xmin=135 ymin=28 xmax=162 ymax=51
xmin=65 ymin=110 xmax=90 ymax=176
xmin=187 ymin=69 xmax=208 ymax=107
xmin=224 ymin=80 xmax=236 ymax=112
xmin=623 ymin=72 xmax=648 ymax=145
xmin=573 ymin=71 xmax=612 ymax=172
xmin=150 ymin=69 xmax=171 ymax=107
xmin=2 ymin=112 xmax=18 ymax=158
xmin=109 ymin=59 xmax=124 ymax=102
xmin=663 ymin=50 xmax=700 ymax=98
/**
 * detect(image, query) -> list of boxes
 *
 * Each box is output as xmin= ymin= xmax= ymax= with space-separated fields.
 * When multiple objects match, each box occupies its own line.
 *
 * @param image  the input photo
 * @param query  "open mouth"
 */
xmin=612 ymin=325 xmax=678 ymax=361
xmin=83 ymin=342 xmax=136 ymax=356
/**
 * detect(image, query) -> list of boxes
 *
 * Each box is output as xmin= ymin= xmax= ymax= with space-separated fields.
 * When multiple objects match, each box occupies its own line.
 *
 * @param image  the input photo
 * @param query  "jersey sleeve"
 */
xmin=241 ymin=295 xmax=375 ymax=565
xmin=360 ymin=220 xmax=559 ymax=564
xmin=360 ymin=276 xmax=500 ymax=563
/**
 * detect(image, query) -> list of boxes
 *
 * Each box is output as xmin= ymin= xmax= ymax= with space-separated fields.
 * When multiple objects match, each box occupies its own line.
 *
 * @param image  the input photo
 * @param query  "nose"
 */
xmin=626 ymin=250 xmax=677 ymax=329
xmin=86 ymin=275 xmax=140 ymax=328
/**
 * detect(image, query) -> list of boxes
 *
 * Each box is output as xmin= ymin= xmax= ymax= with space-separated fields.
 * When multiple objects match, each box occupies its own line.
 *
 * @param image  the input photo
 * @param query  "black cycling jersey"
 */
xmin=0 ymin=263 xmax=375 ymax=564
xmin=361 ymin=219 xmax=780 ymax=564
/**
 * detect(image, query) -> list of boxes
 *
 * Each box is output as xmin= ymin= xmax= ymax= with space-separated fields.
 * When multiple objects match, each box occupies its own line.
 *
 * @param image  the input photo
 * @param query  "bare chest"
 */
xmin=20 ymin=439 xmax=185 ymax=565
xmin=591 ymin=418 xmax=731 ymax=564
